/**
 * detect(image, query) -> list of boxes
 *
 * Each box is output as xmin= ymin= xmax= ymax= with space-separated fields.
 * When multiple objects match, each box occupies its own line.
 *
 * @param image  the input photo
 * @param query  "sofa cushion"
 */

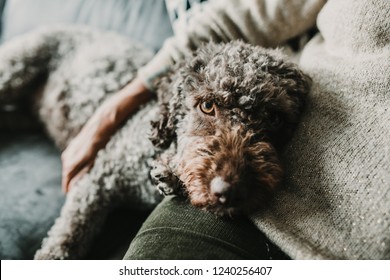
xmin=1 ymin=0 xmax=173 ymax=51
xmin=0 ymin=132 xmax=64 ymax=259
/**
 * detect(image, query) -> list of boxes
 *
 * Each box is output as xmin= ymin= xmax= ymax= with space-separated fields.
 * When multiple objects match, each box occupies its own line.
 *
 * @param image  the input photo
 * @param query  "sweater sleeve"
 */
xmin=138 ymin=0 xmax=327 ymax=89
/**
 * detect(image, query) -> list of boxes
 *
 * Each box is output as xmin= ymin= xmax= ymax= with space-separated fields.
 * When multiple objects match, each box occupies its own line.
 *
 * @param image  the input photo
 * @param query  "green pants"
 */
xmin=124 ymin=195 xmax=289 ymax=260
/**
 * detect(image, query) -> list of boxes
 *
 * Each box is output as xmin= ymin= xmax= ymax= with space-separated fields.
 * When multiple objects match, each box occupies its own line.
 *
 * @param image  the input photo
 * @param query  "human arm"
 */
xmin=61 ymin=77 xmax=153 ymax=192
xmin=139 ymin=0 xmax=327 ymax=88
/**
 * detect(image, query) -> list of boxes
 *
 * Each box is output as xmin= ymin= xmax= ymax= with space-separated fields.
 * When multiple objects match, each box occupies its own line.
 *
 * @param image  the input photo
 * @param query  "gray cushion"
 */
xmin=0 ymin=132 xmax=64 ymax=259
xmin=1 ymin=0 xmax=173 ymax=51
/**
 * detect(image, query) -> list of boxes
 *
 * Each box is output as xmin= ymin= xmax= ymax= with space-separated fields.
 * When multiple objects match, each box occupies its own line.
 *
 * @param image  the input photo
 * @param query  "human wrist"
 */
xmin=111 ymin=78 xmax=154 ymax=121
xmin=89 ymin=78 xmax=153 ymax=140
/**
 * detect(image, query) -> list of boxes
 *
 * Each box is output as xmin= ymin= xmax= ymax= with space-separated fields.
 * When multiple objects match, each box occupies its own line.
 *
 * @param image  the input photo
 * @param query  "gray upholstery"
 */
xmin=1 ymin=0 xmax=173 ymax=52
xmin=0 ymin=132 xmax=64 ymax=259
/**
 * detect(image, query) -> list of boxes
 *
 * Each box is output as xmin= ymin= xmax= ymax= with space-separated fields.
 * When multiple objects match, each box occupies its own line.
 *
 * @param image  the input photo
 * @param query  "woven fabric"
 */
xmin=124 ymin=195 xmax=289 ymax=260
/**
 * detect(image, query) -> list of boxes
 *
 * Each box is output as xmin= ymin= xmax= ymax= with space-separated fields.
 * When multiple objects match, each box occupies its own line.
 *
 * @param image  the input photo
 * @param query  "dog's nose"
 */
xmin=210 ymin=176 xmax=231 ymax=204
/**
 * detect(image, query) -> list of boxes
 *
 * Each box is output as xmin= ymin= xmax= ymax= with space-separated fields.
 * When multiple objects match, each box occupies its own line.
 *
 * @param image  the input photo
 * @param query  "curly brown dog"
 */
xmin=0 ymin=26 xmax=310 ymax=258
xmin=151 ymin=41 xmax=311 ymax=217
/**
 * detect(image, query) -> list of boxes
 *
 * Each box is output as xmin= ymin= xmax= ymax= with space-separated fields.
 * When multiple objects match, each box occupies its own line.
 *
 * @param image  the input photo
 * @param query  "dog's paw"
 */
xmin=156 ymin=181 xmax=176 ymax=196
xmin=151 ymin=162 xmax=180 ymax=196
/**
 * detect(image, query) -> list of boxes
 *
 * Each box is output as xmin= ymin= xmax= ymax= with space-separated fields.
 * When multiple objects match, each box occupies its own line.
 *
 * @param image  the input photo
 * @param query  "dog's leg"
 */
xmin=0 ymin=27 xmax=80 ymax=104
xmin=35 ymin=102 xmax=162 ymax=259
xmin=151 ymin=147 xmax=182 ymax=196
xmin=34 ymin=175 xmax=110 ymax=259
xmin=0 ymin=27 xmax=104 ymax=132
xmin=0 ymin=29 xmax=55 ymax=130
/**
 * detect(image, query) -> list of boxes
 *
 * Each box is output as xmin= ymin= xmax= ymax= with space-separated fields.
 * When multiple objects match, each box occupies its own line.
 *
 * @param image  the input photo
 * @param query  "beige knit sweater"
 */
xmin=138 ymin=0 xmax=327 ymax=88
xmin=141 ymin=0 xmax=390 ymax=259
xmin=252 ymin=0 xmax=389 ymax=260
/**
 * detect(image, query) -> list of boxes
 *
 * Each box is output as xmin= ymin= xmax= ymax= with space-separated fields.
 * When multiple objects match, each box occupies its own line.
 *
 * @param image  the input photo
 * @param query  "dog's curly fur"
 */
xmin=0 ymin=26 xmax=310 ymax=258
xmin=0 ymin=26 xmax=161 ymax=259
xmin=150 ymin=42 xmax=311 ymax=216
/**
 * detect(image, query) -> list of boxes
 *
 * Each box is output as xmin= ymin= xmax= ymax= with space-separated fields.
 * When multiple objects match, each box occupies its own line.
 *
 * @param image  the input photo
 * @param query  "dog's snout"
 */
xmin=210 ymin=176 xmax=231 ymax=204
xmin=210 ymin=176 xmax=246 ymax=206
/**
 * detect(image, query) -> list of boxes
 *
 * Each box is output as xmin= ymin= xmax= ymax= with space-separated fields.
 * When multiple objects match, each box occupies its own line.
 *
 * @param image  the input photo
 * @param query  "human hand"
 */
xmin=61 ymin=107 xmax=113 ymax=193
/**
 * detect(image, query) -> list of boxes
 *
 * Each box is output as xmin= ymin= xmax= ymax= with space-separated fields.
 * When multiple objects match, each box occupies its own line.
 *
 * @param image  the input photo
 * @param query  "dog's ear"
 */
xmin=150 ymin=50 xmax=206 ymax=150
xmin=264 ymin=63 xmax=312 ymax=148
xmin=150 ymin=70 xmax=185 ymax=150
xmin=274 ymin=66 xmax=311 ymax=122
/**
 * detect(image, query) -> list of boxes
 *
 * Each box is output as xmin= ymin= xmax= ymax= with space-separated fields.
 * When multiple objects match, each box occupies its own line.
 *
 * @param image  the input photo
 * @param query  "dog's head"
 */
xmin=151 ymin=41 xmax=311 ymax=216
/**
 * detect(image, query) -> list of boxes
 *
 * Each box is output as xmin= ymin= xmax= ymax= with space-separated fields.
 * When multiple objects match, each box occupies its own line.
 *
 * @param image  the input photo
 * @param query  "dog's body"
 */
xmin=0 ymin=26 xmax=161 ymax=259
xmin=0 ymin=26 xmax=310 ymax=259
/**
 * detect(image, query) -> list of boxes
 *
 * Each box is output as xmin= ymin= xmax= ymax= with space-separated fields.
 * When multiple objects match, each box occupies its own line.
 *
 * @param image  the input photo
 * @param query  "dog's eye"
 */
xmin=199 ymin=101 xmax=215 ymax=115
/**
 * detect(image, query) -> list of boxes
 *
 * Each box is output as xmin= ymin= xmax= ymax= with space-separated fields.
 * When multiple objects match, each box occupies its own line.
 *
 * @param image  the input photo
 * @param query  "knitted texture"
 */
xmin=138 ymin=0 xmax=326 ymax=89
xmin=251 ymin=0 xmax=390 ymax=259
